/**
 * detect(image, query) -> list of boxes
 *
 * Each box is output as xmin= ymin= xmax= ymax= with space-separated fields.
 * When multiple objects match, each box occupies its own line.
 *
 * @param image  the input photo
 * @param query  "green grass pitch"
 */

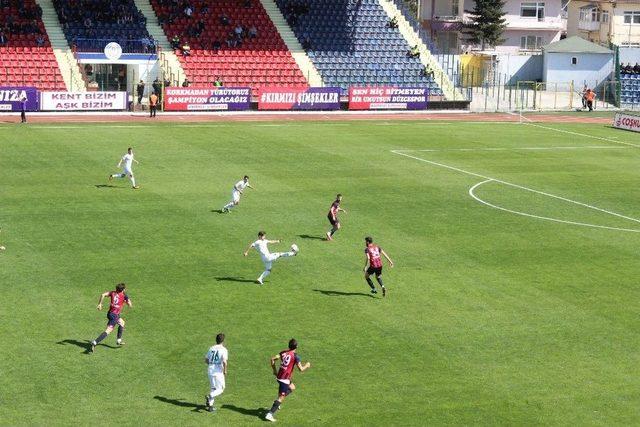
xmin=1 ymin=119 xmax=639 ymax=425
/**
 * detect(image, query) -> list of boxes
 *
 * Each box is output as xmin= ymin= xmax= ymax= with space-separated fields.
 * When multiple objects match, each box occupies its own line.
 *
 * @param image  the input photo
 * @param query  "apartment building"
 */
xmin=567 ymin=0 xmax=640 ymax=47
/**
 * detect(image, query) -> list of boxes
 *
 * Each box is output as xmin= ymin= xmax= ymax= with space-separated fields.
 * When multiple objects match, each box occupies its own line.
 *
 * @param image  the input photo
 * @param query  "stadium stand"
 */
xmin=620 ymin=73 xmax=640 ymax=106
xmin=51 ymin=0 xmax=154 ymax=53
xmin=0 ymin=0 xmax=66 ymax=89
xmin=149 ymin=0 xmax=307 ymax=90
xmin=275 ymin=0 xmax=443 ymax=95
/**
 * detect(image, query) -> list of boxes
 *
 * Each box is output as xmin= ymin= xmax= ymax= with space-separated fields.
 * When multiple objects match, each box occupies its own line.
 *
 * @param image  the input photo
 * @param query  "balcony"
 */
xmin=578 ymin=20 xmax=601 ymax=32
xmin=431 ymin=15 xmax=464 ymax=32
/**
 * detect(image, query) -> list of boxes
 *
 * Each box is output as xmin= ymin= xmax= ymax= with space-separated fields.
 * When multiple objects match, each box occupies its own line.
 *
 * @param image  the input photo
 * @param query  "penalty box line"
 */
xmin=390 ymin=150 xmax=640 ymax=228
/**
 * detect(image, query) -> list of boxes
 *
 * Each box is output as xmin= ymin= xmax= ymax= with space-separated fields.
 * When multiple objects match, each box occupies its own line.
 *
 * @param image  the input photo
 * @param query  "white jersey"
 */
xmin=206 ymin=344 xmax=228 ymax=374
xmin=122 ymin=153 xmax=134 ymax=170
xmin=234 ymin=180 xmax=249 ymax=191
xmin=251 ymin=239 xmax=270 ymax=260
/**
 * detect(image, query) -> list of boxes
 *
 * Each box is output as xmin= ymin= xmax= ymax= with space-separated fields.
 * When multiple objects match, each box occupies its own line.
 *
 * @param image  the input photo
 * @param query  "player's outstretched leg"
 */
xmin=90 ymin=328 xmax=112 ymax=352
xmin=128 ymin=173 xmax=139 ymax=189
xmin=222 ymin=201 xmax=234 ymax=213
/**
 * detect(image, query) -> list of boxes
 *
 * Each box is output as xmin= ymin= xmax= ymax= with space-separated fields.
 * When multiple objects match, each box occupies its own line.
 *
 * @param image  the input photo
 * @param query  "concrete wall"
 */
xmin=496 ymin=54 xmax=544 ymax=83
xmin=543 ymin=52 xmax=614 ymax=85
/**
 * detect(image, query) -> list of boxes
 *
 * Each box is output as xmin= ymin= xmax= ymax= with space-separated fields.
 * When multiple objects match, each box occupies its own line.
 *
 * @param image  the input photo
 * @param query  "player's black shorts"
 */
xmin=367 ymin=266 xmax=383 ymax=276
xmin=277 ymin=380 xmax=292 ymax=396
xmin=327 ymin=213 xmax=339 ymax=227
xmin=107 ymin=312 xmax=120 ymax=327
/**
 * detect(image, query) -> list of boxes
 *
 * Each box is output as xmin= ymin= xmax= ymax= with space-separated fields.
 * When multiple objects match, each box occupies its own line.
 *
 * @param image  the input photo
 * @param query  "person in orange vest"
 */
xmin=149 ymin=92 xmax=158 ymax=118
xmin=585 ymin=89 xmax=595 ymax=112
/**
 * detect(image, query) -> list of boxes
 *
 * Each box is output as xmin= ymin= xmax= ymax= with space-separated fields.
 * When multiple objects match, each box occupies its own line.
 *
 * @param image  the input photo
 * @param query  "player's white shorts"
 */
xmin=208 ymin=370 xmax=225 ymax=393
xmin=123 ymin=167 xmax=133 ymax=176
xmin=231 ymin=189 xmax=241 ymax=204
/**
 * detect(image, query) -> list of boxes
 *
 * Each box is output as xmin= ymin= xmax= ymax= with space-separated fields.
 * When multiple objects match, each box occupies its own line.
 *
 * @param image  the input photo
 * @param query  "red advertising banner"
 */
xmin=348 ymin=87 xmax=428 ymax=110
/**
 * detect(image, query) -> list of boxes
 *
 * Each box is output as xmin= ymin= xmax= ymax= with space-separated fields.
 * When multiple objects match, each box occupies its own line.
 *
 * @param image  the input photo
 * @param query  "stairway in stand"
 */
xmin=259 ymin=0 xmax=323 ymax=86
xmin=35 ymin=0 xmax=86 ymax=91
xmin=133 ymin=0 xmax=186 ymax=85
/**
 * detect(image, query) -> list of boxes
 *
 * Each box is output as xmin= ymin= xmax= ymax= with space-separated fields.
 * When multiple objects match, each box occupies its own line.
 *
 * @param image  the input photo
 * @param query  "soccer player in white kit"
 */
xmin=204 ymin=333 xmax=228 ymax=412
xmin=244 ymin=231 xmax=298 ymax=284
xmin=222 ymin=175 xmax=253 ymax=212
xmin=109 ymin=147 xmax=139 ymax=189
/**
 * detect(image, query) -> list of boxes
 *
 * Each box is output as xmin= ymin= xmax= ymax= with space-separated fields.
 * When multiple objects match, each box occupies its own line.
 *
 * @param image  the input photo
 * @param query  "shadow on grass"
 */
xmin=95 ymin=184 xmax=119 ymax=189
xmin=153 ymin=396 xmax=206 ymax=413
xmin=313 ymin=289 xmax=375 ymax=298
xmin=215 ymin=276 xmax=257 ymax=284
xmin=221 ymin=404 xmax=267 ymax=419
xmin=212 ymin=209 xmax=226 ymax=214
xmin=56 ymin=339 xmax=118 ymax=354
xmin=297 ymin=234 xmax=326 ymax=241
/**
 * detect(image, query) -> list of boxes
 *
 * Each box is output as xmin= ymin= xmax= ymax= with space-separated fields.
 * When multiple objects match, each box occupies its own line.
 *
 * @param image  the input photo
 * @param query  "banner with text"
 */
xmin=613 ymin=112 xmax=640 ymax=133
xmin=164 ymin=87 xmax=251 ymax=111
xmin=348 ymin=87 xmax=428 ymax=110
xmin=0 ymin=87 xmax=39 ymax=111
xmin=258 ymin=87 xmax=341 ymax=110
xmin=40 ymin=92 xmax=127 ymax=111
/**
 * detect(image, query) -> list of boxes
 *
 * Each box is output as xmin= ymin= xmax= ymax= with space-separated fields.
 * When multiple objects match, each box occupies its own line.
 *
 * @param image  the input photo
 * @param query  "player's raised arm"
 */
xmin=267 ymin=239 xmax=281 ymax=244
xmin=270 ymin=354 xmax=281 ymax=375
xmin=96 ymin=291 xmax=110 ymax=310
xmin=381 ymin=249 xmax=394 ymax=268
xmin=116 ymin=158 xmax=123 ymax=168
xmin=243 ymin=242 xmax=255 ymax=257
xmin=296 ymin=360 xmax=311 ymax=372
xmin=125 ymin=295 xmax=133 ymax=308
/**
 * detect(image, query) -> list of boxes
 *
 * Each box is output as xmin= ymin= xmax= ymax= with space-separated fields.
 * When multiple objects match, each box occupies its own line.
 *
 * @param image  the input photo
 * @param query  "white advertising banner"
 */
xmin=40 ymin=92 xmax=127 ymax=111
xmin=613 ymin=112 xmax=640 ymax=133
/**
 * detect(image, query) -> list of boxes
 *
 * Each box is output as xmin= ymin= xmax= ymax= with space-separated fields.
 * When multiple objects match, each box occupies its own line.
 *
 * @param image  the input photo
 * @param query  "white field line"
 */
xmin=391 ymin=150 xmax=640 ymax=227
xmin=525 ymin=123 xmax=640 ymax=148
xmin=403 ymin=146 xmax=629 ymax=152
xmin=469 ymin=179 xmax=640 ymax=233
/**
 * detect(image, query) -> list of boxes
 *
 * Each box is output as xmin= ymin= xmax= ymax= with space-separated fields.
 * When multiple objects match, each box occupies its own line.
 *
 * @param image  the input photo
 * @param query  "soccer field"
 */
xmin=1 ymin=118 xmax=639 ymax=426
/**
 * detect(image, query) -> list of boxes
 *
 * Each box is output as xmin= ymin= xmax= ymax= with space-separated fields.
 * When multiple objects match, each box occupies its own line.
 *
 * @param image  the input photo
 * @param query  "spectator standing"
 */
xmin=149 ymin=92 xmax=158 ymax=118
xmin=20 ymin=95 xmax=27 ymax=124
xmin=182 ymin=79 xmax=191 ymax=87
xmin=136 ymin=80 xmax=145 ymax=107
xmin=248 ymin=25 xmax=257 ymax=38
xmin=171 ymin=35 xmax=180 ymax=49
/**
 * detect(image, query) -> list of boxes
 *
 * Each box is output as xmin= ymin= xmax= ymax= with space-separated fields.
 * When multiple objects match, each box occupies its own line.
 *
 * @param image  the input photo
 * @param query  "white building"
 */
xmin=542 ymin=36 xmax=614 ymax=84
xmin=420 ymin=0 xmax=566 ymax=54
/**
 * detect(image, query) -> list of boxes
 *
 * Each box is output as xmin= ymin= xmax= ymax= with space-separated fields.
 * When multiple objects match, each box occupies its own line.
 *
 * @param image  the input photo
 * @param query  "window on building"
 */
xmin=520 ymin=35 xmax=543 ymax=50
xmin=624 ymin=11 xmax=640 ymax=24
xmin=571 ymin=57 xmax=578 ymax=65
xmin=451 ymin=0 xmax=459 ymax=16
xmin=521 ymin=2 xmax=545 ymax=20
xmin=602 ymin=11 xmax=609 ymax=23
xmin=579 ymin=7 xmax=601 ymax=22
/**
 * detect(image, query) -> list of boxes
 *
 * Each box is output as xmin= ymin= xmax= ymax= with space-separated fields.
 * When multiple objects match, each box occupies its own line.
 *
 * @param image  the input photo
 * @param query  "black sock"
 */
xmin=329 ymin=227 xmax=337 ymax=236
xmin=269 ymin=400 xmax=281 ymax=414
xmin=376 ymin=277 xmax=385 ymax=288
xmin=366 ymin=277 xmax=375 ymax=290
xmin=95 ymin=332 xmax=108 ymax=344
xmin=117 ymin=326 xmax=124 ymax=340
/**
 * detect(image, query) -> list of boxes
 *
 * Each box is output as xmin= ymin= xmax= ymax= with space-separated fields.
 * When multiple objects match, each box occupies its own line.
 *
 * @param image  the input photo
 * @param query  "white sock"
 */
xmin=212 ymin=387 xmax=224 ymax=397
xmin=111 ymin=174 xmax=122 ymax=178
xmin=130 ymin=176 xmax=136 ymax=187
xmin=223 ymin=202 xmax=233 ymax=210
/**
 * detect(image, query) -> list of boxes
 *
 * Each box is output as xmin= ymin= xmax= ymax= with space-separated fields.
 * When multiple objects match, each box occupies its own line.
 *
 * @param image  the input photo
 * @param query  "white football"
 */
xmin=291 ymin=243 xmax=299 ymax=252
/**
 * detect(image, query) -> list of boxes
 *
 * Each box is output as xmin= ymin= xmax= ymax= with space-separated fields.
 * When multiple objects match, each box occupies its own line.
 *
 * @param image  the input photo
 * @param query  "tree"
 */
xmin=464 ymin=0 xmax=507 ymax=50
